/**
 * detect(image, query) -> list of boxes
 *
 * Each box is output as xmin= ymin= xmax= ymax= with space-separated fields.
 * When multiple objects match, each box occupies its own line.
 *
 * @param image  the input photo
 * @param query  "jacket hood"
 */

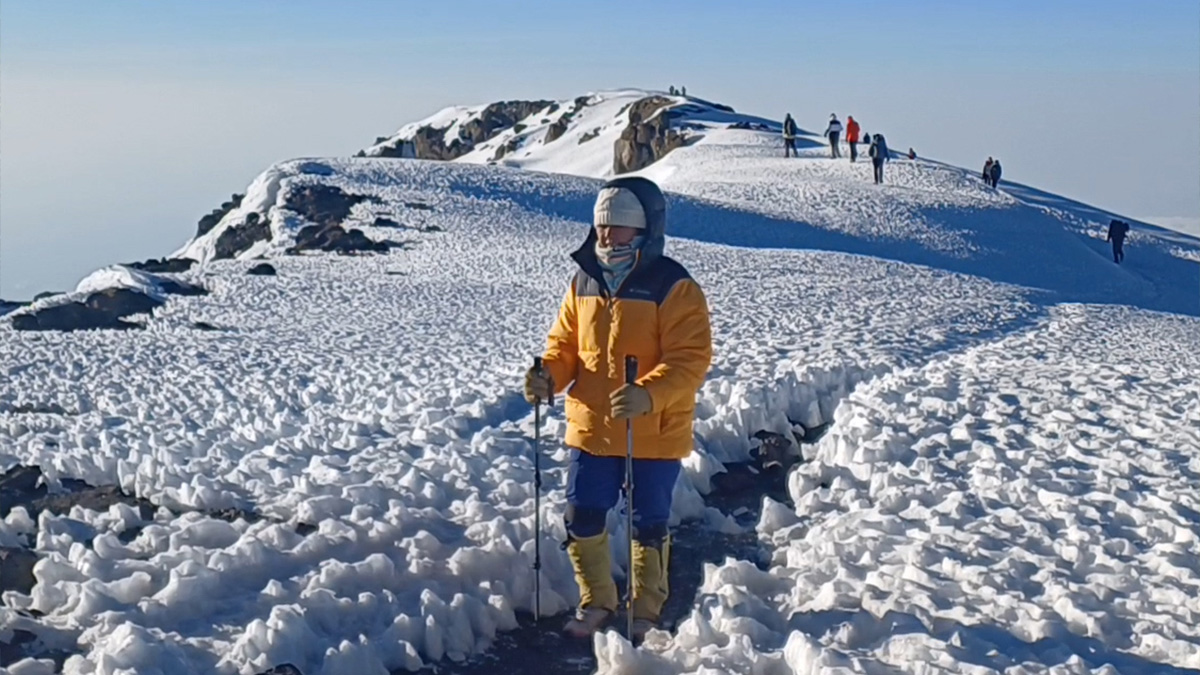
xmin=571 ymin=176 xmax=668 ymax=280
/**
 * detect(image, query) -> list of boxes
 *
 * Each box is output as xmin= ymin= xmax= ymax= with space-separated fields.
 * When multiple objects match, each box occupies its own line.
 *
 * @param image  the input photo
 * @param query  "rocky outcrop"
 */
xmin=125 ymin=257 xmax=196 ymax=274
xmin=10 ymin=278 xmax=206 ymax=332
xmin=491 ymin=137 xmax=521 ymax=161
xmin=545 ymin=96 xmax=591 ymax=144
xmin=209 ymin=185 xmax=383 ymax=261
xmin=374 ymin=100 xmax=553 ymax=160
xmin=213 ymin=211 xmax=272 ymax=261
xmin=10 ymin=290 xmax=159 ymax=332
xmin=613 ymin=96 xmax=687 ymax=174
xmin=0 ymin=299 xmax=27 ymax=317
xmin=247 ymin=263 xmax=277 ymax=276
xmin=197 ymin=193 xmax=245 ymax=238
xmin=284 ymin=184 xmax=377 ymax=229
xmin=285 ymin=224 xmax=396 ymax=256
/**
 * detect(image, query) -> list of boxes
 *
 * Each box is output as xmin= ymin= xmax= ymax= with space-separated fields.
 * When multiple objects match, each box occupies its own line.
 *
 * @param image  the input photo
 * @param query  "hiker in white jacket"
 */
xmin=824 ymin=114 xmax=843 ymax=158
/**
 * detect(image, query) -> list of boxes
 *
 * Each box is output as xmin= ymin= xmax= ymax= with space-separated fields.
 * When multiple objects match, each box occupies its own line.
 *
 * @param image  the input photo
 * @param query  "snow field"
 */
xmin=604 ymin=306 xmax=1200 ymax=674
xmin=2 ymin=93 xmax=1198 ymax=674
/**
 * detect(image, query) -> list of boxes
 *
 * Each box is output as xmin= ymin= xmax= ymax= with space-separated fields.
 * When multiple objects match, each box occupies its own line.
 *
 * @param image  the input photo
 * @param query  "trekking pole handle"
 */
xmin=533 ymin=356 xmax=552 ymax=406
xmin=624 ymin=356 xmax=638 ymax=385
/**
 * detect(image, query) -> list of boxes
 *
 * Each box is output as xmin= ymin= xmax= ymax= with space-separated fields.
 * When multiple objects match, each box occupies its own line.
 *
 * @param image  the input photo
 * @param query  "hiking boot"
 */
xmin=630 ymin=618 xmax=659 ymax=645
xmin=563 ymin=607 xmax=613 ymax=639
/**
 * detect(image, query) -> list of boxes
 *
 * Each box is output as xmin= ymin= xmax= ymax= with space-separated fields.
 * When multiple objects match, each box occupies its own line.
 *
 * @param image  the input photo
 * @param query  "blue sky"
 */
xmin=2 ymin=0 xmax=1198 ymax=297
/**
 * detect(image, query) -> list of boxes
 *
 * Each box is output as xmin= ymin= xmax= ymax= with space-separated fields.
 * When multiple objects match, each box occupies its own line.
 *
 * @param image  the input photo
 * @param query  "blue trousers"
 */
xmin=565 ymin=448 xmax=680 ymax=543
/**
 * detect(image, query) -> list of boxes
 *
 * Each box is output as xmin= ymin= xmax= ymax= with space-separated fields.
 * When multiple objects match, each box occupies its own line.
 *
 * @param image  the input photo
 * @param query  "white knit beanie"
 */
xmin=593 ymin=187 xmax=646 ymax=230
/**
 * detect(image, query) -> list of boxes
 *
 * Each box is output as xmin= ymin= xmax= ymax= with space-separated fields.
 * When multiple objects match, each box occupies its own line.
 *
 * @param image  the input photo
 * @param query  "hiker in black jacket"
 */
xmin=1107 ymin=219 xmax=1130 ymax=263
xmin=868 ymin=134 xmax=889 ymax=184
xmin=783 ymin=113 xmax=799 ymax=158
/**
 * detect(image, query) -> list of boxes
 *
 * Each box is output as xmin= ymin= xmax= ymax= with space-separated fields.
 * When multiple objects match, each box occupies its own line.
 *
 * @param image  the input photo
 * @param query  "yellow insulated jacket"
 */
xmin=541 ymin=178 xmax=712 ymax=459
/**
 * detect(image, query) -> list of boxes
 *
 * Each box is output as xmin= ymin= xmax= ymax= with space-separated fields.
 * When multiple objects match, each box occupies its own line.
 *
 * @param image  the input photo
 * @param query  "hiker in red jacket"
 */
xmin=845 ymin=116 xmax=861 ymax=163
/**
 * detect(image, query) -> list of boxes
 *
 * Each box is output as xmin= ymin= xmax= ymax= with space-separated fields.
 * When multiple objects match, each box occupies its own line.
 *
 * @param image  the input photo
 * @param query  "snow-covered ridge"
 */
xmin=360 ymin=88 xmax=785 ymax=178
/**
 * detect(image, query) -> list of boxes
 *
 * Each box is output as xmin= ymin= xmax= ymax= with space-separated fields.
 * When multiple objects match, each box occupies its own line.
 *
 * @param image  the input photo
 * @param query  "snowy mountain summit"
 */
xmin=1 ymin=89 xmax=1199 ymax=675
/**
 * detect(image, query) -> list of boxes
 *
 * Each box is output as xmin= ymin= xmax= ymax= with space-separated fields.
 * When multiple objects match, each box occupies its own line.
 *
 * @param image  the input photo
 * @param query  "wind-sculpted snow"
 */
xmin=1 ymin=118 xmax=1198 ymax=674
xmin=605 ymin=306 xmax=1200 ymax=674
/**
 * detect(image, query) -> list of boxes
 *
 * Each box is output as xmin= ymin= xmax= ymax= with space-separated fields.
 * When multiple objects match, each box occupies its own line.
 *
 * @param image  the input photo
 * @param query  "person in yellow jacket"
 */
xmin=524 ymin=176 xmax=713 ymax=641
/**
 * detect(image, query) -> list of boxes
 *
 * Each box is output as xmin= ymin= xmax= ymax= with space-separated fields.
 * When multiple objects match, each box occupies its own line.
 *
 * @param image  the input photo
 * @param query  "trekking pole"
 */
xmin=622 ymin=355 xmax=638 ymax=640
xmin=531 ymin=356 xmax=551 ymax=621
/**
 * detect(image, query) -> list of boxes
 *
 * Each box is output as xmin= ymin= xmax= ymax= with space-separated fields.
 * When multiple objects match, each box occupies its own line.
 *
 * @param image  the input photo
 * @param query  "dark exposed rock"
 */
xmin=614 ymin=96 xmax=687 ymax=175
xmin=156 ymin=278 xmax=208 ymax=296
xmin=247 ymin=263 xmax=277 ymax=276
xmin=404 ymin=201 xmax=434 ymax=211
xmin=373 ymin=100 xmax=552 ymax=160
xmin=8 ymin=284 xmax=183 ymax=332
xmin=284 ymin=185 xmax=374 ymax=229
xmin=371 ymin=217 xmax=402 ymax=228
xmin=492 ymin=137 xmax=521 ymax=161
xmin=256 ymin=665 xmax=304 ymax=675
xmin=751 ymin=430 xmax=795 ymax=471
xmin=0 ymin=547 xmax=38 ymax=594
xmin=0 ymin=465 xmax=43 ymax=496
xmin=1 ymin=299 xmax=28 ymax=316
xmin=13 ymin=300 xmax=148 ymax=332
xmin=85 ymin=288 xmax=163 ymax=316
xmin=544 ymin=117 xmax=570 ymax=144
xmin=728 ymin=120 xmax=772 ymax=131
xmin=213 ymin=211 xmax=272 ymax=261
xmin=459 ymin=100 xmax=552 ymax=146
xmin=296 ymin=161 xmax=334 ymax=176
xmin=579 ymin=128 xmax=601 ymax=144
xmin=33 ymin=292 xmax=59 ymax=301
xmin=2 ymin=403 xmax=74 ymax=415
xmin=192 ymin=321 xmax=220 ymax=331
xmin=125 ymin=257 xmax=195 ymax=274
xmin=286 ymin=224 xmax=393 ymax=256
xmin=197 ymin=193 xmax=245 ymax=238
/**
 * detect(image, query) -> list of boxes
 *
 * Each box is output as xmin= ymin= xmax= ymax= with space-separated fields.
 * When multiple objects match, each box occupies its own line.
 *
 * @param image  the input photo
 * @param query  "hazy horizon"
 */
xmin=3 ymin=0 xmax=1198 ymax=299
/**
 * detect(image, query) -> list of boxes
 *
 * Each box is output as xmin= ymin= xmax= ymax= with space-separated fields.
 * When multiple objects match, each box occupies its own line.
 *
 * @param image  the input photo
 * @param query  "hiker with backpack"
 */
xmin=782 ymin=113 xmax=799 ymax=158
xmin=824 ymin=114 xmax=843 ymax=158
xmin=989 ymin=159 xmax=1002 ymax=188
xmin=1107 ymin=219 xmax=1131 ymax=263
xmin=982 ymin=158 xmax=993 ymax=184
xmin=845 ymin=116 xmax=861 ymax=162
xmin=868 ymin=133 xmax=889 ymax=184
xmin=523 ymin=177 xmax=713 ymax=644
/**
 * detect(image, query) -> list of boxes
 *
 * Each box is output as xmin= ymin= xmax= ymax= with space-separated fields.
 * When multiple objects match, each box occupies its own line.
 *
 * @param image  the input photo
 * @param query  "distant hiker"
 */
xmin=668 ymin=85 xmax=677 ymax=96
xmin=862 ymin=132 xmax=871 ymax=145
xmin=1107 ymin=218 xmax=1131 ymax=263
xmin=845 ymin=116 xmax=861 ymax=162
xmin=907 ymin=148 xmax=917 ymax=160
xmin=782 ymin=113 xmax=799 ymax=158
xmin=824 ymin=114 xmax=843 ymax=158
xmin=982 ymin=157 xmax=994 ymax=184
xmin=681 ymin=85 xmax=687 ymax=96
xmin=989 ymin=159 xmax=1002 ymax=188
xmin=868 ymin=133 xmax=889 ymax=184
xmin=524 ymin=177 xmax=713 ymax=643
